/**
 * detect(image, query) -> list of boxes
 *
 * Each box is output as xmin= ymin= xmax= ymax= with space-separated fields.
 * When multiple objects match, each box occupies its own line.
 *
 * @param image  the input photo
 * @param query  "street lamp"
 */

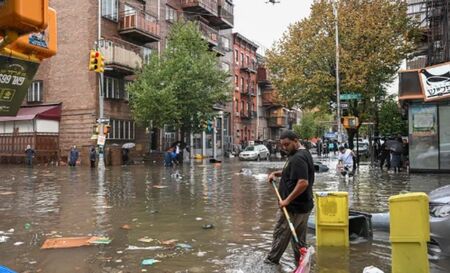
xmin=333 ymin=1 xmax=342 ymax=143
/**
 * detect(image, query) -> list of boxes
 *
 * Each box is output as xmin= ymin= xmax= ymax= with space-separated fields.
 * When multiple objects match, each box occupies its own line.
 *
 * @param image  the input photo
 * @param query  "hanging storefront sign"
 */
xmin=419 ymin=62 xmax=450 ymax=101
xmin=0 ymin=55 xmax=40 ymax=116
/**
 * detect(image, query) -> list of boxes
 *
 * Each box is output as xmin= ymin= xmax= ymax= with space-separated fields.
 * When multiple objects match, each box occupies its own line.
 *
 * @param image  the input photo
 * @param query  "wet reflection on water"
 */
xmin=0 ymin=156 xmax=449 ymax=273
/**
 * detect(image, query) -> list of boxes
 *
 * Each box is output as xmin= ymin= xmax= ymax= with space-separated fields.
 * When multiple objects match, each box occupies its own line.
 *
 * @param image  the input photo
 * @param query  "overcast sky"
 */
xmin=233 ymin=0 xmax=314 ymax=53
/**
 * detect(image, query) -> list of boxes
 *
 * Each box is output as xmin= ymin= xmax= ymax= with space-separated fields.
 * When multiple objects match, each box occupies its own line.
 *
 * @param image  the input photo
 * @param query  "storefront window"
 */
xmin=409 ymin=104 xmax=439 ymax=170
xmin=439 ymin=105 xmax=450 ymax=170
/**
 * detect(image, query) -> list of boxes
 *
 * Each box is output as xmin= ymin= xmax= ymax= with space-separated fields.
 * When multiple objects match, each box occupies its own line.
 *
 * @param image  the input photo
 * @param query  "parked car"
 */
xmin=352 ymin=140 xmax=369 ymax=157
xmin=372 ymin=185 xmax=450 ymax=256
xmin=429 ymin=185 xmax=450 ymax=256
xmin=239 ymin=144 xmax=270 ymax=161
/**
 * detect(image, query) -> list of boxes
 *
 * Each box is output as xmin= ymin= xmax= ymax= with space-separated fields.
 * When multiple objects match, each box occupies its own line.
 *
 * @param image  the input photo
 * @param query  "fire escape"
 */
xmin=427 ymin=0 xmax=450 ymax=65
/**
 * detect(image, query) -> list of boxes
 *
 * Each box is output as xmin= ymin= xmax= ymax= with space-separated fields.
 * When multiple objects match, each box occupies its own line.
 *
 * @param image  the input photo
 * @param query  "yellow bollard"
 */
xmin=315 ymin=192 xmax=349 ymax=247
xmin=389 ymin=192 xmax=430 ymax=273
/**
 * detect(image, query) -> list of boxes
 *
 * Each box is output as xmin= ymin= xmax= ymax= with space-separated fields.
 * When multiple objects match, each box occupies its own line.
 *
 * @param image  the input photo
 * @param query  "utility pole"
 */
xmin=97 ymin=0 xmax=105 ymax=168
xmin=333 ymin=1 xmax=342 ymax=143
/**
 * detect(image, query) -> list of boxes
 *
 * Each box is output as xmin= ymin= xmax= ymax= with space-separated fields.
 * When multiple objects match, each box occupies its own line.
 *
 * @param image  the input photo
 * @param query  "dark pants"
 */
xmin=267 ymin=210 xmax=310 ymax=265
xmin=380 ymin=151 xmax=390 ymax=170
xmin=90 ymin=160 xmax=95 ymax=168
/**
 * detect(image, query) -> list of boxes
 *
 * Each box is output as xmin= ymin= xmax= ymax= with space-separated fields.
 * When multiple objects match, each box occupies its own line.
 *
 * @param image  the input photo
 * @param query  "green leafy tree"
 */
xmin=127 ymin=20 xmax=231 ymax=137
xmin=379 ymin=97 xmax=408 ymax=136
xmin=266 ymin=0 xmax=419 ymax=145
xmin=293 ymin=112 xmax=316 ymax=140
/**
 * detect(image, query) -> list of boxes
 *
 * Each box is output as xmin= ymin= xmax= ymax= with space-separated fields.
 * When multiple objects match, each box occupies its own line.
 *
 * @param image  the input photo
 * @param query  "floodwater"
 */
xmin=0 ymin=156 xmax=449 ymax=273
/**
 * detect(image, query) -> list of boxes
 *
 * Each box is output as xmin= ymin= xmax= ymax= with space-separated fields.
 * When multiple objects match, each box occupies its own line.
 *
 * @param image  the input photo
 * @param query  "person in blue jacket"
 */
xmin=164 ymin=146 xmax=177 ymax=167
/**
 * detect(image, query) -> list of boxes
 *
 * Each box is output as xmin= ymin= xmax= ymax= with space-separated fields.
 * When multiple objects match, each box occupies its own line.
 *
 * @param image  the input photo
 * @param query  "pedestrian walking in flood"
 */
xmin=164 ymin=146 xmax=177 ymax=167
xmin=265 ymin=130 xmax=315 ymax=266
xmin=68 ymin=145 xmax=79 ymax=166
xmin=25 ymin=144 xmax=35 ymax=166
xmin=337 ymin=146 xmax=356 ymax=177
xmin=89 ymin=146 xmax=96 ymax=168
xmin=390 ymin=137 xmax=404 ymax=173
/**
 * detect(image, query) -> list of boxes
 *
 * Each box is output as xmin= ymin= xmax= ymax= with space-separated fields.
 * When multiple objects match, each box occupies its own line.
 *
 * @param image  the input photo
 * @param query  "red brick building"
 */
xmin=0 ymin=0 xmax=234 ymax=163
xmin=232 ymin=32 xmax=258 ymax=145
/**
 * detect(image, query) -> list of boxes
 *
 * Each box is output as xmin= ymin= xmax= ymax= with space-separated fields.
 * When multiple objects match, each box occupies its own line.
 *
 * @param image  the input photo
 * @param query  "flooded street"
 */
xmin=1 ymin=156 xmax=450 ymax=273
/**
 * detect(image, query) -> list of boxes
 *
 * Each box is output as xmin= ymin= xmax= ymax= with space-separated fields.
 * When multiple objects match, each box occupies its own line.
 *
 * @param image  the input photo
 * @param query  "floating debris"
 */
xmin=161 ymin=239 xmax=178 ymax=246
xmin=126 ymin=245 xmax=163 ymax=251
xmin=141 ymin=259 xmax=160 ymax=266
xmin=138 ymin=237 xmax=154 ymax=243
xmin=202 ymin=224 xmax=214 ymax=229
xmin=14 ymin=242 xmax=24 ymax=246
xmin=153 ymin=185 xmax=168 ymax=189
xmin=176 ymin=243 xmax=192 ymax=250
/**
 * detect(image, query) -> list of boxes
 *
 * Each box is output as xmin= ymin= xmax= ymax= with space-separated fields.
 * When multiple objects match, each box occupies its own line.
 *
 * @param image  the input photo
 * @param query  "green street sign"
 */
xmin=0 ymin=55 xmax=40 ymax=116
xmin=340 ymin=93 xmax=362 ymax=100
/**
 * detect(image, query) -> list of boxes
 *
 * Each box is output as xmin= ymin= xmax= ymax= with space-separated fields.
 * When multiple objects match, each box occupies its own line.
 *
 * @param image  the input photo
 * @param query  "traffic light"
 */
xmin=88 ymin=50 xmax=104 ymax=72
xmin=89 ymin=50 xmax=98 ymax=71
xmin=95 ymin=52 xmax=104 ymax=73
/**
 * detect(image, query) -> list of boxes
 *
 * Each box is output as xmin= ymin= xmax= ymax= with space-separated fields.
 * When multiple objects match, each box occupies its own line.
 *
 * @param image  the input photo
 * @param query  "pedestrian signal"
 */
xmin=341 ymin=116 xmax=359 ymax=129
xmin=103 ymin=124 xmax=111 ymax=135
xmin=0 ymin=0 xmax=49 ymax=35
xmin=93 ymin=124 xmax=99 ymax=134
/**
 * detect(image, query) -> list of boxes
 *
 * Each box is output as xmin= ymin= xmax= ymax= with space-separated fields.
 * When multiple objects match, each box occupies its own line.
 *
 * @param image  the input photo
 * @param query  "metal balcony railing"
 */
xmin=267 ymin=116 xmax=287 ymax=128
xmin=181 ymin=0 xmax=218 ymax=17
xmin=118 ymin=8 xmax=160 ymax=43
xmin=197 ymin=20 xmax=219 ymax=46
xmin=98 ymin=39 xmax=144 ymax=72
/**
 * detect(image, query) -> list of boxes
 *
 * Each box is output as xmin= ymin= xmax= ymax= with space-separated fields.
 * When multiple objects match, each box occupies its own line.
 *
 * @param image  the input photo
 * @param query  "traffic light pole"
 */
xmin=334 ymin=1 xmax=342 ymax=144
xmin=97 ymin=0 xmax=105 ymax=168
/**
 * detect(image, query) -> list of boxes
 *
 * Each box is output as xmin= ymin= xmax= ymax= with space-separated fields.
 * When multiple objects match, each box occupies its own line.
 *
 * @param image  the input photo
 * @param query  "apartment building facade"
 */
xmin=0 ymin=0 xmax=234 ymax=163
xmin=231 ymin=32 xmax=258 ymax=145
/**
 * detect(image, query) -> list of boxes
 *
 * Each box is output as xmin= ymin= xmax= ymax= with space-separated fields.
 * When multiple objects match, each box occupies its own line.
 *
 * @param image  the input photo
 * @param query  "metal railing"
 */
xmin=119 ymin=9 xmax=160 ymax=39
xmin=98 ymin=39 xmax=144 ymax=70
xmin=198 ymin=20 xmax=219 ymax=45
xmin=181 ymin=0 xmax=218 ymax=16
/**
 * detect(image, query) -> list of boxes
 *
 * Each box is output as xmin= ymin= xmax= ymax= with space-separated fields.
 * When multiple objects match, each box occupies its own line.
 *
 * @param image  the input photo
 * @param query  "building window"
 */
xmin=165 ymin=5 xmax=177 ymax=23
xmin=101 ymin=0 xmax=119 ymax=21
xmin=27 ymin=80 xmax=43 ymax=103
xmin=221 ymin=36 xmax=230 ymax=51
xmin=234 ymin=75 xmax=238 ymax=85
xmin=246 ymin=55 xmax=249 ymax=66
xmin=241 ymin=53 xmax=244 ymax=65
xmin=235 ymin=98 xmax=239 ymax=112
xmin=241 ymin=77 xmax=244 ymax=90
xmin=235 ymin=49 xmax=239 ymax=63
xmin=142 ymin=47 xmax=152 ymax=64
xmin=110 ymin=119 xmax=135 ymax=140
xmin=104 ymin=76 xmax=126 ymax=99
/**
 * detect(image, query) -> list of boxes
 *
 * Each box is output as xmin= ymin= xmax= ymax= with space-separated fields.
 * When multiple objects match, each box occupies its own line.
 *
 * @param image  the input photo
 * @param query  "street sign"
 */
xmin=97 ymin=118 xmax=110 ymax=124
xmin=340 ymin=102 xmax=349 ymax=108
xmin=0 ymin=55 xmax=40 ymax=116
xmin=97 ymin=135 xmax=106 ymax=146
xmin=340 ymin=93 xmax=362 ymax=100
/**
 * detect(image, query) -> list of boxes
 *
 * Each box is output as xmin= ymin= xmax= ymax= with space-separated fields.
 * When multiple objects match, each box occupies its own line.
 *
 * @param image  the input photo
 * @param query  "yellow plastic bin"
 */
xmin=315 ymin=192 xmax=349 ymax=247
xmin=389 ymin=192 xmax=430 ymax=242
xmin=389 ymin=192 xmax=430 ymax=273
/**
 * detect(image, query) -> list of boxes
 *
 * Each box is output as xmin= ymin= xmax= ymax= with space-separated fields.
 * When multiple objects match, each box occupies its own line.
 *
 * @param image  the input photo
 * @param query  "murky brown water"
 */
xmin=0 ymin=156 xmax=449 ymax=273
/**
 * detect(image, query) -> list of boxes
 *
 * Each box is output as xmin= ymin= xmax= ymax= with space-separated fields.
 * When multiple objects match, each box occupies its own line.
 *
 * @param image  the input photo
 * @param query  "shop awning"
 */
xmin=0 ymin=104 xmax=61 ymax=122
